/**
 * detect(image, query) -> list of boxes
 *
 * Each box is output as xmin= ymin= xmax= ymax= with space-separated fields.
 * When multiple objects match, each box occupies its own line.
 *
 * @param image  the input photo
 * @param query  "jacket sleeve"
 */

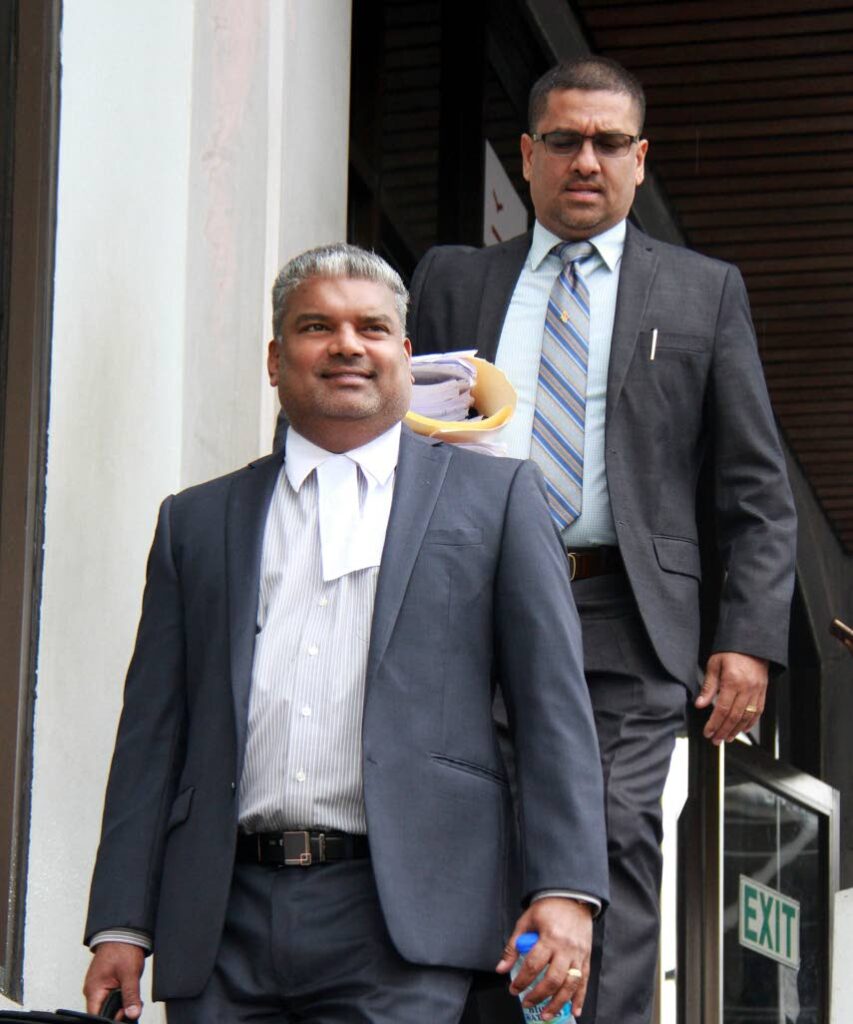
xmin=408 ymin=244 xmax=479 ymax=356
xmin=708 ymin=265 xmax=797 ymax=667
xmin=494 ymin=459 xmax=609 ymax=907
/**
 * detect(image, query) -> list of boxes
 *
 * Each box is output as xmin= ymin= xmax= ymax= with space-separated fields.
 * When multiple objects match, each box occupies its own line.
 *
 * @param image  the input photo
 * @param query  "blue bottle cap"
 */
xmin=515 ymin=931 xmax=539 ymax=955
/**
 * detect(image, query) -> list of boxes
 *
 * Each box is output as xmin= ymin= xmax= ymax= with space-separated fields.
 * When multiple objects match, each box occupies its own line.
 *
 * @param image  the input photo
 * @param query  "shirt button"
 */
xmin=295 ymin=770 xmax=306 ymax=783
xmin=301 ymin=706 xmax=312 ymax=717
xmin=319 ymin=596 xmax=329 ymax=607
xmin=307 ymin=645 xmax=319 ymax=656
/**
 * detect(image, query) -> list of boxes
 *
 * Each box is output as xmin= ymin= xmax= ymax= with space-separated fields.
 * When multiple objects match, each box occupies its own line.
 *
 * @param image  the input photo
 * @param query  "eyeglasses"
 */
xmin=530 ymin=131 xmax=640 ymax=158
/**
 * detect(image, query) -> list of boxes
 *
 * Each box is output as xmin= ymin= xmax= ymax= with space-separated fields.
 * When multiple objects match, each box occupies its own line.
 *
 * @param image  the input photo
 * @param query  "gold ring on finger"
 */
xmin=745 ymin=705 xmax=758 ymax=713
xmin=566 ymin=967 xmax=583 ymax=980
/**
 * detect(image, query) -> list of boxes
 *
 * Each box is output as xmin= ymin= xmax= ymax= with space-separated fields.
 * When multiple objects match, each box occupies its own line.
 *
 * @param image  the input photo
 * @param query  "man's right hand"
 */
xmin=83 ymin=941 xmax=145 ymax=1021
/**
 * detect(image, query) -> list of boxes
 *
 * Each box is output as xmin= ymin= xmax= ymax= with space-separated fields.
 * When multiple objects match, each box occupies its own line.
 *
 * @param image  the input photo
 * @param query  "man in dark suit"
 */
xmin=83 ymin=243 xmax=608 ymax=1023
xmin=408 ymin=58 xmax=797 ymax=1024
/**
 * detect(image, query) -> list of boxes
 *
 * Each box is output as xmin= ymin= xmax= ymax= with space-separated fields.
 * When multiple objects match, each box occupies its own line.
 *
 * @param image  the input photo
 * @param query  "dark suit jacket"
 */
xmin=85 ymin=428 xmax=608 ymax=1000
xmin=408 ymin=224 xmax=798 ymax=688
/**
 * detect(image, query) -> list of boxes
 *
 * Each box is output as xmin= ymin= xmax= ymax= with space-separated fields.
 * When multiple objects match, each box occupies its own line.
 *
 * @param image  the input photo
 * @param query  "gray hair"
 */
xmin=528 ymin=57 xmax=646 ymax=134
xmin=271 ymin=243 xmax=409 ymax=340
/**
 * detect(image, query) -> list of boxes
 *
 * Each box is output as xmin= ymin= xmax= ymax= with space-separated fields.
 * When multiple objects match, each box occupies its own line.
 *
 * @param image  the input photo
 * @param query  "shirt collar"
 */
xmin=529 ymin=218 xmax=626 ymax=273
xmin=284 ymin=422 xmax=402 ymax=492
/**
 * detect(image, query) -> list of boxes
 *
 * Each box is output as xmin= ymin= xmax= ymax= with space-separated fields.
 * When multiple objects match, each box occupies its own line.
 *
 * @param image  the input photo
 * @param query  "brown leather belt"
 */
xmin=236 ymin=830 xmax=369 ymax=867
xmin=565 ymin=546 xmax=624 ymax=582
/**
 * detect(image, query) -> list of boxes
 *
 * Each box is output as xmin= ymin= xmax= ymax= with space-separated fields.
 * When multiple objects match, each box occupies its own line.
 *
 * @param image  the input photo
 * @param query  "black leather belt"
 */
xmin=565 ymin=546 xmax=624 ymax=582
xmin=236 ymin=830 xmax=369 ymax=867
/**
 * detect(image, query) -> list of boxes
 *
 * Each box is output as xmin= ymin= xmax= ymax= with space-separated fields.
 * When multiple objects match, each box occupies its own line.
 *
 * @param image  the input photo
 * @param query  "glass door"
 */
xmin=679 ymin=731 xmax=839 ymax=1024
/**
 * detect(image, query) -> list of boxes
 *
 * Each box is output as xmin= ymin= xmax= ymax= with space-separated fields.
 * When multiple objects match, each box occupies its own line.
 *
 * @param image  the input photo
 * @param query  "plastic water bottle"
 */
xmin=510 ymin=931 xmax=573 ymax=1022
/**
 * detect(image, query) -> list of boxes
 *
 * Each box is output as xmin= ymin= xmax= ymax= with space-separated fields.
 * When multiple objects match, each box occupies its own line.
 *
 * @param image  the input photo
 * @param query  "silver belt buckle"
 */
xmin=567 ymin=551 xmax=577 ymax=581
xmin=283 ymin=830 xmax=313 ymax=866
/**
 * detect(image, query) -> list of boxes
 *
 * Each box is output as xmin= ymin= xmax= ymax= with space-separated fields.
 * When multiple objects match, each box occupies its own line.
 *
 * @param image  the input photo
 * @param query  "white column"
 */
xmin=27 ymin=2 xmax=194 ymax=1015
xmin=258 ymin=0 xmax=354 ymax=450
xmin=180 ymin=0 xmax=272 ymax=487
xmin=830 ymin=888 xmax=853 ymax=1022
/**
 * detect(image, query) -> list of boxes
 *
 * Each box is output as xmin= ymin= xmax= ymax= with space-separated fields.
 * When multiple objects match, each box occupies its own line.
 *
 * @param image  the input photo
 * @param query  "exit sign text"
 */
xmin=739 ymin=874 xmax=800 ymax=969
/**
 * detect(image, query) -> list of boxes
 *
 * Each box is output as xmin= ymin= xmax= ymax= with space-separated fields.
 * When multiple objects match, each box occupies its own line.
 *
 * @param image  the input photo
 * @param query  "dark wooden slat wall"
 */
xmin=573 ymin=0 xmax=853 ymax=551
xmin=353 ymin=0 xmax=539 ymax=261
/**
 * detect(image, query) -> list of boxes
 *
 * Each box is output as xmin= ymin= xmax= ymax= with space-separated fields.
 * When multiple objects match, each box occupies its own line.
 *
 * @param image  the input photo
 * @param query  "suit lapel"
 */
xmin=474 ymin=233 xmax=530 ymax=361
xmin=226 ymin=451 xmax=283 ymax=775
xmin=366 ymin=429 xmax=450 ymax=682
xmin=607 ymin=223 xmax=659 ymax=414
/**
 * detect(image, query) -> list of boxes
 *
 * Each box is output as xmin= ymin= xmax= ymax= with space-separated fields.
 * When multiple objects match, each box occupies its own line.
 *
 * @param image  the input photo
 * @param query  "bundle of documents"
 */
xmin=405 ymin=350 xmax=517 ymax=457
xmin=410 ymin=350 xmax=478 ymax=422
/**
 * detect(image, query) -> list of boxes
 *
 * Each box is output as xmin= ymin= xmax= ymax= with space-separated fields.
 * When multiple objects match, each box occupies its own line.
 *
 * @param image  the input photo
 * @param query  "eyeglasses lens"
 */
xmin=543 ymin=132 xmax=635 ymax=158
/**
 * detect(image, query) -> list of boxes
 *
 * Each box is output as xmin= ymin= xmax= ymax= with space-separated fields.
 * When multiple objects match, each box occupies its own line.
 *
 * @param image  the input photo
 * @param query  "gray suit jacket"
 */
xmin=408 ymin=223 xmax=797 ymax=687
xmin=85 ymin=429 xmax=608 ymax=1000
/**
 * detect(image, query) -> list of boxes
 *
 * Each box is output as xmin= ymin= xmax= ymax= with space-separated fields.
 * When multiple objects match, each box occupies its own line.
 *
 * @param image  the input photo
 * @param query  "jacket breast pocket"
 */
xmin=423 ymin=527 xmax=483 ymax=546
xmin=629 ymin=333 xmax=711 ymax=439
xmin=641 ymin=330 xmax=711 ymax=355
xmin=653 ymin=535 xmax=701 ymax=580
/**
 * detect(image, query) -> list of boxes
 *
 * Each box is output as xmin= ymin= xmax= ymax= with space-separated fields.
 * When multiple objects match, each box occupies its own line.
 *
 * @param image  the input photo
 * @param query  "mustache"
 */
xmin=319 ymin=358 xmax=375 ymax=377
xmin=564 ymin=176 xmax=603 ymax=189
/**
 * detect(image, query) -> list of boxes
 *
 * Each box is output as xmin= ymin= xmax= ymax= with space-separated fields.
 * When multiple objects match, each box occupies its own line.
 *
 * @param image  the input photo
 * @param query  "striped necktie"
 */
xmin=531 ymin=240 xmax=594 ymax=530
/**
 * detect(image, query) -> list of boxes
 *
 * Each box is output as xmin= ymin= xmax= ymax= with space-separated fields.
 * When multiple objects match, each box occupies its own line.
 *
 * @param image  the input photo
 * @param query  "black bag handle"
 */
xmin=0 ymin=990 xmax=125 ymax=1021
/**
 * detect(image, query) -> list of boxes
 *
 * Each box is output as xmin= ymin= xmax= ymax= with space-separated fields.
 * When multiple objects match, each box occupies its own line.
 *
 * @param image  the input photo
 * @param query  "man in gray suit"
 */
xmin=83 ymin=243 xmax=608 ymax=1023
xmin=409 ymin=58 xmax=797 ymax=1024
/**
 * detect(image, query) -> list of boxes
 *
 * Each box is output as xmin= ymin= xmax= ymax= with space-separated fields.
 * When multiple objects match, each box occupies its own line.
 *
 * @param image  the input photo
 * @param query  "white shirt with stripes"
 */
xmin=237 ymin=424 xmax=400 ymax=834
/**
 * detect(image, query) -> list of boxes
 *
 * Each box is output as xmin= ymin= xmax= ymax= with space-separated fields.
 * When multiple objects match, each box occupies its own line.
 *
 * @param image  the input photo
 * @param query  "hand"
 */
xmin=495 ymin=897 xmax=593 ymax=1020
xmin=83 ymin=941 xmax=145 ymax=1021
xmin=695 ymin=651 xmax=768 ymax=745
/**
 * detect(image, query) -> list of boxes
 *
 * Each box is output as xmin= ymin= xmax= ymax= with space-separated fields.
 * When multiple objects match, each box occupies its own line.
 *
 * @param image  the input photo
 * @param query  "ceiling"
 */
xmin=572 ymin=0 xmax=853 ymax=552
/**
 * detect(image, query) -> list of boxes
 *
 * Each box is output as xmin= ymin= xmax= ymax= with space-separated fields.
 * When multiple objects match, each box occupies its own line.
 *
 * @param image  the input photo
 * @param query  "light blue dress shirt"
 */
xmin=495 ymin=219 xmax=626 ymax=547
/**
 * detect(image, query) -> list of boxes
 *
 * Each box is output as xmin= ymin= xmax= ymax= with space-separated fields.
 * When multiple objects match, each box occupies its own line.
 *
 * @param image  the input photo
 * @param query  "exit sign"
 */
xmin=739 ymin=875 xmax=800 ymax=969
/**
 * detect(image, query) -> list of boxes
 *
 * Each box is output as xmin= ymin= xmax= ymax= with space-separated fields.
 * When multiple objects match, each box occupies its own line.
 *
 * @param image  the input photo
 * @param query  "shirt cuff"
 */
xmin=532 ymin=890 xmax=602 ymax=918
xmin=89 ymin=928 xmax=152 ymax=952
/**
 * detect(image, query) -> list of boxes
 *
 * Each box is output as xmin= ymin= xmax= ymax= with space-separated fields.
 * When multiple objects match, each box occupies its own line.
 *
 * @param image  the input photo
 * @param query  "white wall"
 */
xmin=18 ymin=0 xmax=352 ymax=1013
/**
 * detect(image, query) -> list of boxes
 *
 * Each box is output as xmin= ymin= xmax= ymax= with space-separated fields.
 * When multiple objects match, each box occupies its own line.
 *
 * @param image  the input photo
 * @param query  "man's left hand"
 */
xmin=695 ymin=651 xmax=769 ymax=744
xmin=495 ymin=897 xmax=593 ymax=1020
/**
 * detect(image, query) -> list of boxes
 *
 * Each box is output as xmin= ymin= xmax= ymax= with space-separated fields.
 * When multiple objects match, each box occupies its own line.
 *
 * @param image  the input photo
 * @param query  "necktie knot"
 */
xmin=553 ymin=240 xmax=595 ymax=267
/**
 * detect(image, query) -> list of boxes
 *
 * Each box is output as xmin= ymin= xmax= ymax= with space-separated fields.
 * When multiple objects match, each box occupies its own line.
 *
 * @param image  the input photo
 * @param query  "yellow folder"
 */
xmin=405 ymin=357 xmax=516 ymax=444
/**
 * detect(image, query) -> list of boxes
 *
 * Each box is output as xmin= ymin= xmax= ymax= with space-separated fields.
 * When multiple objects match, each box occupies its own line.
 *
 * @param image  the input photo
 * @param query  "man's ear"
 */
xmin=520 ymin=133 xmax=534 ymax=182
xmin=267 ymin=339 xmax=280 ymax=387
xmin=403 ymin=337 xmax=413 ymax=381
xmin=634 ymin=138 xmax=649 ymax=187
